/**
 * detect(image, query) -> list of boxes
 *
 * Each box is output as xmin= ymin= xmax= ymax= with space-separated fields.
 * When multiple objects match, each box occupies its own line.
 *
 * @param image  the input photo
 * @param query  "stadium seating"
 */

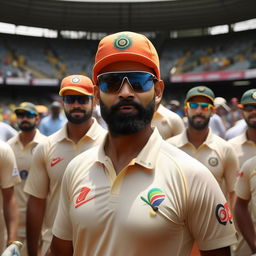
xmin=0 ymin=30 xmax=256 ymax=81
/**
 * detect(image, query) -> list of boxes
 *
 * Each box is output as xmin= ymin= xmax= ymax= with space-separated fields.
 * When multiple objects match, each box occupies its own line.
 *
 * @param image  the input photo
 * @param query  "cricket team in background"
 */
xmin=0 ymin=31 xmax=256 ymax=256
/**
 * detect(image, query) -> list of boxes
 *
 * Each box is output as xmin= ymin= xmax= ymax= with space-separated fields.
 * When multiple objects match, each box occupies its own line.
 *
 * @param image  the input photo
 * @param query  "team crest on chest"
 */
xmin=114 ymin=34 xmax=132 ymax=50
xmin=208 ymin=157 xmax=218 ymax=167
xmin=141 ymin=188 xmax=166 ymax=216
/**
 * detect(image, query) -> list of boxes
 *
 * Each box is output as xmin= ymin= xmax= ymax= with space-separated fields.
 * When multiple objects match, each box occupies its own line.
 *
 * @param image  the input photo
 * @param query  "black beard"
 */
xmin=65 ymin=108 xmax=92 ymax=124
xmin=188 ymin=115 xmax=210 ymax=130
xmin=100 ymin=98 xmax=155 ymax=135
xmin=18 ymin=123 xmax=36 ymax=132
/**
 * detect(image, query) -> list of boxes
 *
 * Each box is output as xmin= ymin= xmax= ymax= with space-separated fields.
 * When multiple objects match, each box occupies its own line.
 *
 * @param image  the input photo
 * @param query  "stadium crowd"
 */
xmin=0 ymin=30 xmax=256 ymax=81
xmin=0 ymin=30 xmax=256 ymax=256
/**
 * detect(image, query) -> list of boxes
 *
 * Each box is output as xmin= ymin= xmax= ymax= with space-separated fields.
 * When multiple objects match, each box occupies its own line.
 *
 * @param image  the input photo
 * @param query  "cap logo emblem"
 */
xmin=72 ymin=77 xmax=80 ymax=83
xmin=252 ymin=92 xmax=256 ymax=100
xmin=114 ymin=34 xmax=132 ymax=50
xmin=20 ymin=102 xmax=27 ymax=107
xmin=198 ymin=87 xmax=206 ymax=92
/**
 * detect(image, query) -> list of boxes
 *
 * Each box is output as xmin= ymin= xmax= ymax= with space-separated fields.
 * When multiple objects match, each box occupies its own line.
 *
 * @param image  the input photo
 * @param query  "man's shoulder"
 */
xmin=166 ymin=132 xmax=183 ymax=144
xmin=66 ymin=146 xmax=100 ymax=172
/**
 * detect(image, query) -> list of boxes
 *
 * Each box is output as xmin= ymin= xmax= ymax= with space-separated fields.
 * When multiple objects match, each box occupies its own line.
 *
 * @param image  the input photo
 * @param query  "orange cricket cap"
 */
xmin=93 ymin=31 xmax=160 ymax=83
xmin=59 ymin=75 xmax=94 ymax=96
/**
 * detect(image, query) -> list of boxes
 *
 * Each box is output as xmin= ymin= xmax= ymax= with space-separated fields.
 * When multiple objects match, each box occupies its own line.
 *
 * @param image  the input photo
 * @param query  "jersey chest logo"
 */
xmin=141 ymin=188 xmax=166 ymax=216
xmin=50 ymin=157 xmax=64 ymax=167
xmin=75 ymin=187 xmax=96 ymax=208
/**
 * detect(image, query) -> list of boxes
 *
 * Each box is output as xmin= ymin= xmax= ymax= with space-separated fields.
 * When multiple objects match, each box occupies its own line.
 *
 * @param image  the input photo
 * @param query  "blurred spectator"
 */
xmin=168 ymin=99 xmax=184 ymax=117
xmin=0 ymin=121 xmax=17 ymax=141
xmin=227 ymin=97 xmax=242 ymax=127
xmin=35 ymin=105 xmax=49 ymax=122
xmin=38 ymin=101 xmax=66 ymax=136
xmin=209 ymin=97 xmax=230 ymax=138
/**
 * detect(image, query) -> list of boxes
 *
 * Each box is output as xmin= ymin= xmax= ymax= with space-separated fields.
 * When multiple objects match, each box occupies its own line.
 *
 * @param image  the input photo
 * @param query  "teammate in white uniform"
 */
xmin=167 ymin=86 xmax=238 ymax=206
xmin=0 ymin=141 xmax=20 ymax=252
xmin=8 ymin=102 xmax=47 ymax=256
xmin=230 ymin=88 xmax=256 ymax=256
xmin=24 ymin=75 xmax=106 ymax=256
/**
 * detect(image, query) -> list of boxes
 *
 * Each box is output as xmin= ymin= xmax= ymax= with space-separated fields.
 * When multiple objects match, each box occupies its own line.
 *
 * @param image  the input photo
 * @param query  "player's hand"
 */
xmin=1 ymin=243 xmax=21 ymax=256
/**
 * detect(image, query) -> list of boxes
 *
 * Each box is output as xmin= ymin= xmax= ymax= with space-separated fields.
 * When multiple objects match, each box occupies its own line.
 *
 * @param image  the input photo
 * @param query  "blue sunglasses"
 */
xmin=16 ymin=111 xmax=37 ymax=119
xmin=63 ymin=95 xmax=93 ymax=104
xmin=187 ymin=102 xmax=214 ymax=111
xmin=97 ymin=71 xmax=157 ymax=93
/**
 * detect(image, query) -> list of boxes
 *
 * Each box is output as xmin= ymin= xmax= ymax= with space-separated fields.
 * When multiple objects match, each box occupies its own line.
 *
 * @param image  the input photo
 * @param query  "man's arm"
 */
xmin=50 ymin=235 xmax=73 ymax=256
xmin=234 ymin=196 xmax=256 ymax=253
xmin=26 ymin=195 xmax=46 ymax=256
xmin=2 ymin=186 xmax=19 ymax=244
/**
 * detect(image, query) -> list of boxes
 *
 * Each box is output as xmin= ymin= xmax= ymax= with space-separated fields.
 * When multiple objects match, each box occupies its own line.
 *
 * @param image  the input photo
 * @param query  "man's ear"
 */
xmin=154 ymin=80 xmax=164 ymax=105
xmin=184 ymin=105 xmax=188 ymax=116
xmin=94 ymin=86 xmax=100 ymax=105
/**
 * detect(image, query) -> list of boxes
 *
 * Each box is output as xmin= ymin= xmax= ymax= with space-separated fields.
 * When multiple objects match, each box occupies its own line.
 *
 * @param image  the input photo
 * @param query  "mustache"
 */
xmin=20 ymin=121 xmax=32 ymax=125
xmin=111 ymin=100 xmax=142 ymax=112
xmin=70 ymin=108 xmax=85 ymax=114
xmin=192 ymin=114 xmax=206 ymax=120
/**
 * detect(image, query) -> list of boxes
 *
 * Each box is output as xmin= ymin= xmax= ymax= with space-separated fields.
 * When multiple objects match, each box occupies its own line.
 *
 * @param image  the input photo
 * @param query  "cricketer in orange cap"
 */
xmin=59 ymin=75 xmax=94 ymax=96
xmin=93 ymin=31 xmax=161 ymax=83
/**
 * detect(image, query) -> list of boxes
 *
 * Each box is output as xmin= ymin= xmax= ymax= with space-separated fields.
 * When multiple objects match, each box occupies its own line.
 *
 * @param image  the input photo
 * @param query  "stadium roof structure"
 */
xmin=0 ymin=0 xmax=256 ymax=33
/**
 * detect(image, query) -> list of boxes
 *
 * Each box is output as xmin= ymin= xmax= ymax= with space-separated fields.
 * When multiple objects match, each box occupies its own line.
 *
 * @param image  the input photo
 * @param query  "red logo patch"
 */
xmin=75 ymin=187 xmax=95 ymax=208
xmin=50 ymin=157 xmax=63 ymax=167
xmin=216 ymin=203 xmax=233 ymax=225
xmin=237 ymin=171 xmax=244 ymax=177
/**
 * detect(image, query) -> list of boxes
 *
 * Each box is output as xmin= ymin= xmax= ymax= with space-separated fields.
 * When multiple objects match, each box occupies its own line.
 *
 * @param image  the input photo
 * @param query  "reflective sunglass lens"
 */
xmin=63 ymin=95 xmax=91 ymax=104
xmin=98 ymin=72 xmax=155 ymax=93
xmin=243 ymin=105 xmax=256 ymax=112
xmin=16 ymin=112 xmax=36 ymax=118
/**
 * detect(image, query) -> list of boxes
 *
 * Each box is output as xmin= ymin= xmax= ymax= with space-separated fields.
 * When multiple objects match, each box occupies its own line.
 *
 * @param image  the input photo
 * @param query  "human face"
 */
xmin=96 ymin=61 xmax=164 ymax=135
xmin=241 ymin=104 xmax=256 ymax=129
xmin=63 ymin=94 xmax=94 ymax=124
xmin=185 ymin=96 xmax=214 ymax=130
xmin=16 ymin=111 xmax=38 ymax=132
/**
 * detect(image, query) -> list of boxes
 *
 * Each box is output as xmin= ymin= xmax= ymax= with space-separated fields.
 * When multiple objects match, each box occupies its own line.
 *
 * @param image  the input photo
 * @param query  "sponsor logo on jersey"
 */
xmin=50 ymin=157 xmax=64 ymax=167
xmin=237 ymin=171 xmax=244 ymax=177
xmin=208 ymin=157 xmax=218 ymax=167
xmin=216 ymin=203 xmax=233 ymax=225
xmin=75 ymin=187 xmax=95 ymax=208
xmin=141 ymin=188 xmax=166 ymax=216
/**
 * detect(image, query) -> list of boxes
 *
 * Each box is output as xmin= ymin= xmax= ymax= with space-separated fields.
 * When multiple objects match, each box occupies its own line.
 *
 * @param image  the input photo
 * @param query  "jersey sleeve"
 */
xmin=52 ymin=164 xmax=73 ymax=240
xmin=235 ymin=157 xmax=255 ymax=201
xmin=24 ymin=142 xmax=49 ymax=198
xmin=0 ymin=142 xmax=20 ymax=189
xmin=223 ymin=145 xmax=239 ymax=193
xmin=186 ymin=163 xmax=237 ymax=251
